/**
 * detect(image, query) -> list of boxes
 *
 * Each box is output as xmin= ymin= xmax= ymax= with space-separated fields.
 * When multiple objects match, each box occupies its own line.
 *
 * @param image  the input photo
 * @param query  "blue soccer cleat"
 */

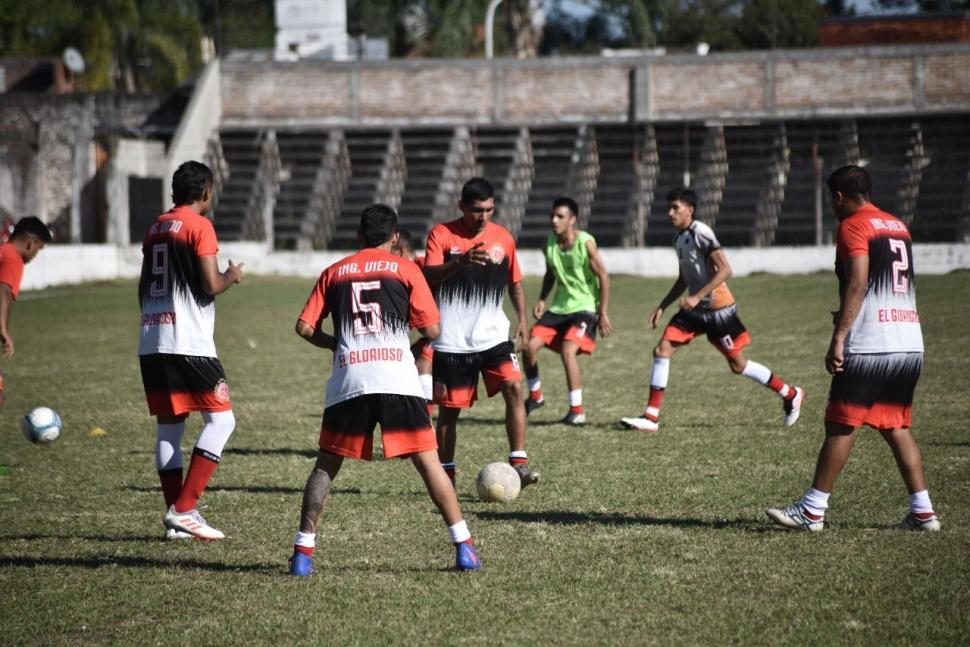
xmin=288 ymin=551 xmax=315 ymax=577
xmin=455 ymin=542 xmax=481 ymax=571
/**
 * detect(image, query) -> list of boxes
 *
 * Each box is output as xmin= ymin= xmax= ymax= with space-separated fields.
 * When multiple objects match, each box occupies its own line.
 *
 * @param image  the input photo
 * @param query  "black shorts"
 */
xmin=432 ymin=341 xmax=521 ymax=408
xmin=826 ymin=352 xmax=922 ymax=430
xmin=663 ymin=305 xmax=751 ymax=357
xmin=530 ymin=311 xmax=598 ymax=354
xmin=139 ymin=353 xmax=231 ymax=416
xmin=321 ymin=393 xmax=435 ymax=460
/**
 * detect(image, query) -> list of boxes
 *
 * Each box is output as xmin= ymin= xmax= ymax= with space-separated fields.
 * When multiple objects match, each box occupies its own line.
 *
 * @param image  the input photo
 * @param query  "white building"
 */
xmin=275 ymin=0 xmax=349 ymax=61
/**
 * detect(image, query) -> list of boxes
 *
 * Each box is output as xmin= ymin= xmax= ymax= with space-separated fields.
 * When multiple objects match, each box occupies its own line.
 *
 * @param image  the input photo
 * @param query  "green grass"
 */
xmin=2 ymin=273 xmax=968 ymax=645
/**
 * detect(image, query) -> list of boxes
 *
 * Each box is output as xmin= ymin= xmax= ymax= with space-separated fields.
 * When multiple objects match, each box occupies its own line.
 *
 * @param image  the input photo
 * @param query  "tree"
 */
xmin=737 ymin=0 xmax=826 ymax=49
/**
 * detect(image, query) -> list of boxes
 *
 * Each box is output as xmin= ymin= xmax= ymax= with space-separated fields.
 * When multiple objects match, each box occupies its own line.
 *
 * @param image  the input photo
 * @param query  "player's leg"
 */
xmin=766 ymin=421 xmax=855 ymax=531
xmin=559 ymin=340 xmax=585 ymax=425
xmin=522 ymin=334 xmax=547 ymax=415
xmin=436 ymin=406 xmax=461 ymax=485
xmin=155 ymin=413 xmax=188 ymax=509
xmin=416 ymin=353 xmax=434 ymax=416
xmin=290 ymin=450 xmax=345 ymax=576
xmin=880 ymin=427 xmax=940 ymax=531
xmin=483 ymin=342 xmax=540 ymax=487
xmin=621 ymin=338 xmax=681 ymax=432
xmin=411 ymin=449 xmax=481 ymax=570
xmin=714 ymin=311 xmax=803 ymax=427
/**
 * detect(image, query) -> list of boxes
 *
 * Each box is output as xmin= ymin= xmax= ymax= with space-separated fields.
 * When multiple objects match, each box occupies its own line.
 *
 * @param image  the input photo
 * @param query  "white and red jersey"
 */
xmin=836 ymin=204 xmax=923 ymax=354
xmin=425 ymin=219 xmax=521 ymax=353
xmin=138 ymin=206 xmax=219 ymax=357
xmin=673 ymin=220 xmax=734 ymax=311
xmin=299 ymin=248 xmax=439 ymax=407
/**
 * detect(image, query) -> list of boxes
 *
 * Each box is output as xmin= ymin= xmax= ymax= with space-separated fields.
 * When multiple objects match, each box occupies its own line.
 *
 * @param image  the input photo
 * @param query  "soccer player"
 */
xmin=0 ymin=216 xmax=52 ymax=406
xmin=392 ymin=230 xmax=433 ymax=411
xmin=767 ymin=165 xmax=939 ymax=532
xmin=287 ymin=204 xmax=480 ymax=576
xmin=521 ymin=197 xmax=613 ymax=425
xmin=423 ymin=177 xmax=539 ymax=488
xmin=138 ymin=161 xmax=245 ymax=541
xmin=621 ymin=186 xmax=803 ymax=432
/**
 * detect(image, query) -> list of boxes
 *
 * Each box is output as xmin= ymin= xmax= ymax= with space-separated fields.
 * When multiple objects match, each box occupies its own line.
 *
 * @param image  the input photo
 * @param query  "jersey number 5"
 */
xmin=351 ymin=280 xmax=383 ymax=335
xmin=888 ymin=239 xmax=909 ymax=294
xmin=150 ymin=244 xmax=168 ymax=297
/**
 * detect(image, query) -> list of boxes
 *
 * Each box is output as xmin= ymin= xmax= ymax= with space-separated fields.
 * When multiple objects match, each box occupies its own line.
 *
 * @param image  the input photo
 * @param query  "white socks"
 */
xmin=568 ymin=389 xmax=582 ymax=407
xmin=800 ymin=487 xmax=830 ymax=517
xmin=448 ymin=520 xmax=471 ymax=544
xmin=909 ymin=490 xmax=934 ymax=515
xmin=650 ymin=358 xmax=670 ymax=389
xmin=294 ymin=531 xmax=316 ymax=548
xmin=741 ymin=360 xmax=771 ymax=385
xmin=509 ymin=450 xmax=528 ymax=460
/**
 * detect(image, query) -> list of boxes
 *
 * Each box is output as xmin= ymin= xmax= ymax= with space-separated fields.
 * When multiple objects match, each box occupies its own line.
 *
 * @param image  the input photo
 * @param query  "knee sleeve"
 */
xmin=195 ymin=410 xmax=236 ymax=459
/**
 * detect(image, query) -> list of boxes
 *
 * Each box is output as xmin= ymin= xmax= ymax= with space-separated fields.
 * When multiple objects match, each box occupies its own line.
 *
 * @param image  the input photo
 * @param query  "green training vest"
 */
xmin=545 ymin=230 xmax=599 ymax=314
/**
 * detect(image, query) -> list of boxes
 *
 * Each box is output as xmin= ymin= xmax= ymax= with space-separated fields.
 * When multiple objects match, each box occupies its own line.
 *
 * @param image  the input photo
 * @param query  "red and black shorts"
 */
xmin=530 ymin=311 xmax=598 ymax=355
xmin=320 ymin=393 xmax=436 ymax=460
xmin=410 ymin=337 xmax=434 ymax=363
xmin=662 ymin=304 xmax=751 ymax=357
xmin=825 ymin=352 xmax=922 ymax=430
xmin=139 ymin=353 xmax=232 ymax=417
xmin=432 ymin=340 xmax=522 ymax=409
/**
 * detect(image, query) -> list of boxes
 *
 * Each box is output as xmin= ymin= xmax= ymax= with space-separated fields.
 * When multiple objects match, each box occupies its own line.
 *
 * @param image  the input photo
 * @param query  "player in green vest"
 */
xmin=522 ymin=197 xmax=613 ymax=425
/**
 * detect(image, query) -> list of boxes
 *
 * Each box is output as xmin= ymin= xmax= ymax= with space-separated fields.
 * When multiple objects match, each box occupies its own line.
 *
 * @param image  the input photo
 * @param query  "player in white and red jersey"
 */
xmin=768 ymin=165 xmax=939 ymax=532
xmin=621 ymin=186 xmax=803 ymax=433
xmin=392 ymin=230 xmax=433 ymax=414
xmin=138 ymin=161 xmax=245 ymax=541
xmin=423 ymin=177 xmax=539 ymax=489
xmin=288 ymin=204 xmax=480 ymax=576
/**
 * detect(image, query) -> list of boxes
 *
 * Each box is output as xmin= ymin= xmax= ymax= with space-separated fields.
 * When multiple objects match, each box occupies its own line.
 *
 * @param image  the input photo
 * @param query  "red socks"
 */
xmin=173 ymin=449 xmax=219 ymax=513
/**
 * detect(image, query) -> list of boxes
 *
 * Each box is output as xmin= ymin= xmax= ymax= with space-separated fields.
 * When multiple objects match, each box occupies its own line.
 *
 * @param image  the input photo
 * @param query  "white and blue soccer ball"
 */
xmin=476 ymin=462 xmax=521 ymax=503
xmin=22 ymin=407 xmax=62 ymax=444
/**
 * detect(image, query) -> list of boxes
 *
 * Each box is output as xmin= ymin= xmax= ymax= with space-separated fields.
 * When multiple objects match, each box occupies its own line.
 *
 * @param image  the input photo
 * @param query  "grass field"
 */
xmin=2 ymin=272 xmax=968 ymax=645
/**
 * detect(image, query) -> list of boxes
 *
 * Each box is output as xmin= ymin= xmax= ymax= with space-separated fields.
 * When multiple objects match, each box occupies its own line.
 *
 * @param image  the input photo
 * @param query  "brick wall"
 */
xmin=220 ymin=44 xmax=970 ymax=126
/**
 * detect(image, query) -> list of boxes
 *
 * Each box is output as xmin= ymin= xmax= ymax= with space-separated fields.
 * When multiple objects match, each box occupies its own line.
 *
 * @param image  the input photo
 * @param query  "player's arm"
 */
xmin=509 ymin=280 xmax=528 ymax=347
xmin=533 ymin=267 xmax=556 ymax=320
xmin=423 ymin=243 xmax=489 ymax=286
xmin=650 ymin=273 xmax=687 ymax=329
xmin=417 ymin=322 xmax=440 ymax=340
xmin=295 ymin=319 xmax=336 ymax=350
xmin=586 ymin=238 xmax=613 ymax=336
xmin=0 ymin=283 xmax=14 ymax=357
xmin=827 ymin=254 xmax=868 ymax=375
xmin=200 ymin=255 xmax=245 ymax=296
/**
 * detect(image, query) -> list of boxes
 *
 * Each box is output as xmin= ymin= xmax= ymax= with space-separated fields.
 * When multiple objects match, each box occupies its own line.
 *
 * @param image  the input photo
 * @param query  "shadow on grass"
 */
xmin=474 ymin=509 xmax=769 ymax=532
xmin=224 ymin=447 xmax=317 ymax=458
xmin=123 ymin=485 xmax=363 ymax=495
xmin=0 ymin=554 xmax=279 ymax=574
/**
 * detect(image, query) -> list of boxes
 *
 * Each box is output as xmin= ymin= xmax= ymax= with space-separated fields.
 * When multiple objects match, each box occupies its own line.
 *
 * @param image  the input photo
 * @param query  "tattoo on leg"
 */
xmin=299 ymin=468 xmax=333 ymax=532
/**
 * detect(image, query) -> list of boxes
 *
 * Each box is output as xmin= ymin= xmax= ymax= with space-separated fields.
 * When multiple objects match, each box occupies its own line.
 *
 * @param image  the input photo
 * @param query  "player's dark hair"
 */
xmin=11 ymin=216 xmax=52 ymax=243
xmin=552 ymin=196 xmax=579 ymax=218
xmin=171 ymin=161 xmax=214 ymax=206
xmin=827 ymin=165 xmax=871 ymax=200
xmin=666 ymin=186 xmax=697 ymax=210
xmin=359 ymin=203 xmax=398 ymax=247
xmin=460 ymin=177 xmax=494 ymax=205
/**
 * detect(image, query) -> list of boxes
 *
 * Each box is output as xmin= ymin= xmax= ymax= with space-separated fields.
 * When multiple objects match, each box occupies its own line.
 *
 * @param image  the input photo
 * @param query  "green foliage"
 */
xmin=738 ymin=0 xmax=825 ymax=49
xmin=1 ymin=274 xmax=968 ymax=643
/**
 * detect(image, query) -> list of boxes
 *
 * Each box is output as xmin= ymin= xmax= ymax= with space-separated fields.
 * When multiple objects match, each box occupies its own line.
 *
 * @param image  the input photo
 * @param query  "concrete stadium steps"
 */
xmin=853 ymin=118 xmax=918 ymax=220
xmin=471 ymin=127 xmax=519 ymax=228
xmin=912 ymin=116 xmax=970 ymax=242
xmin=775 ymin=121 xmax=844 ymax=246
xmin=646 ymin=123 xmax=707 ymax=246
xmin=519 ymin=126 xmax=579 ymax=249
xmin=213 ymin=129 xmax=263 ymax=241
xmin=589 ymin=124 xmax=639 ymax=247
xmin=329 ymin=129 xmax=392 ymax=249
xmin=273 ymin=130 xmax=329 ymax=249
xmin=396 ymin=128 xmax=452 ymax=238
xmin=716 ymin=124 xmax=784 ymax=247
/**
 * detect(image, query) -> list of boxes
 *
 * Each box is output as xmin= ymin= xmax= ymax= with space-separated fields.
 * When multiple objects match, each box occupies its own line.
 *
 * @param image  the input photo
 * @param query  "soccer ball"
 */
xmin=475 ymin=462 xmax=521 ymax=503
xmin=22 ymin=407 xmax=62 ymax=444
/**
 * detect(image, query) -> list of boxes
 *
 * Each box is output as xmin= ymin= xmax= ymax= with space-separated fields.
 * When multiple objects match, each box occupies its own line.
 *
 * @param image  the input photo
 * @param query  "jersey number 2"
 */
xmin=888 ymin=239 xmax=909 ymax=294
xmin=351 ymin=281 xmax=383 ymax=335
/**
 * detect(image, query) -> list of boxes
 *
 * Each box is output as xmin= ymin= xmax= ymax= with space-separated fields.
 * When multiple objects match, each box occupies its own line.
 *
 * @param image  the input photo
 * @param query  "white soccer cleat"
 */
xmin=164 ymin=505 xmax=225 ymax=541
xmin=896 ymin=512 xmax=941 ymax=532
xmin=766 ymin=502 xmax=824 ymax=532
xmin=620 ymin=415 xmax=659 ymax=432
xmin=164 ymin=527 xmax=195 ymax=541
xmin=783 ymin=387 xmax=804 ymax=428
